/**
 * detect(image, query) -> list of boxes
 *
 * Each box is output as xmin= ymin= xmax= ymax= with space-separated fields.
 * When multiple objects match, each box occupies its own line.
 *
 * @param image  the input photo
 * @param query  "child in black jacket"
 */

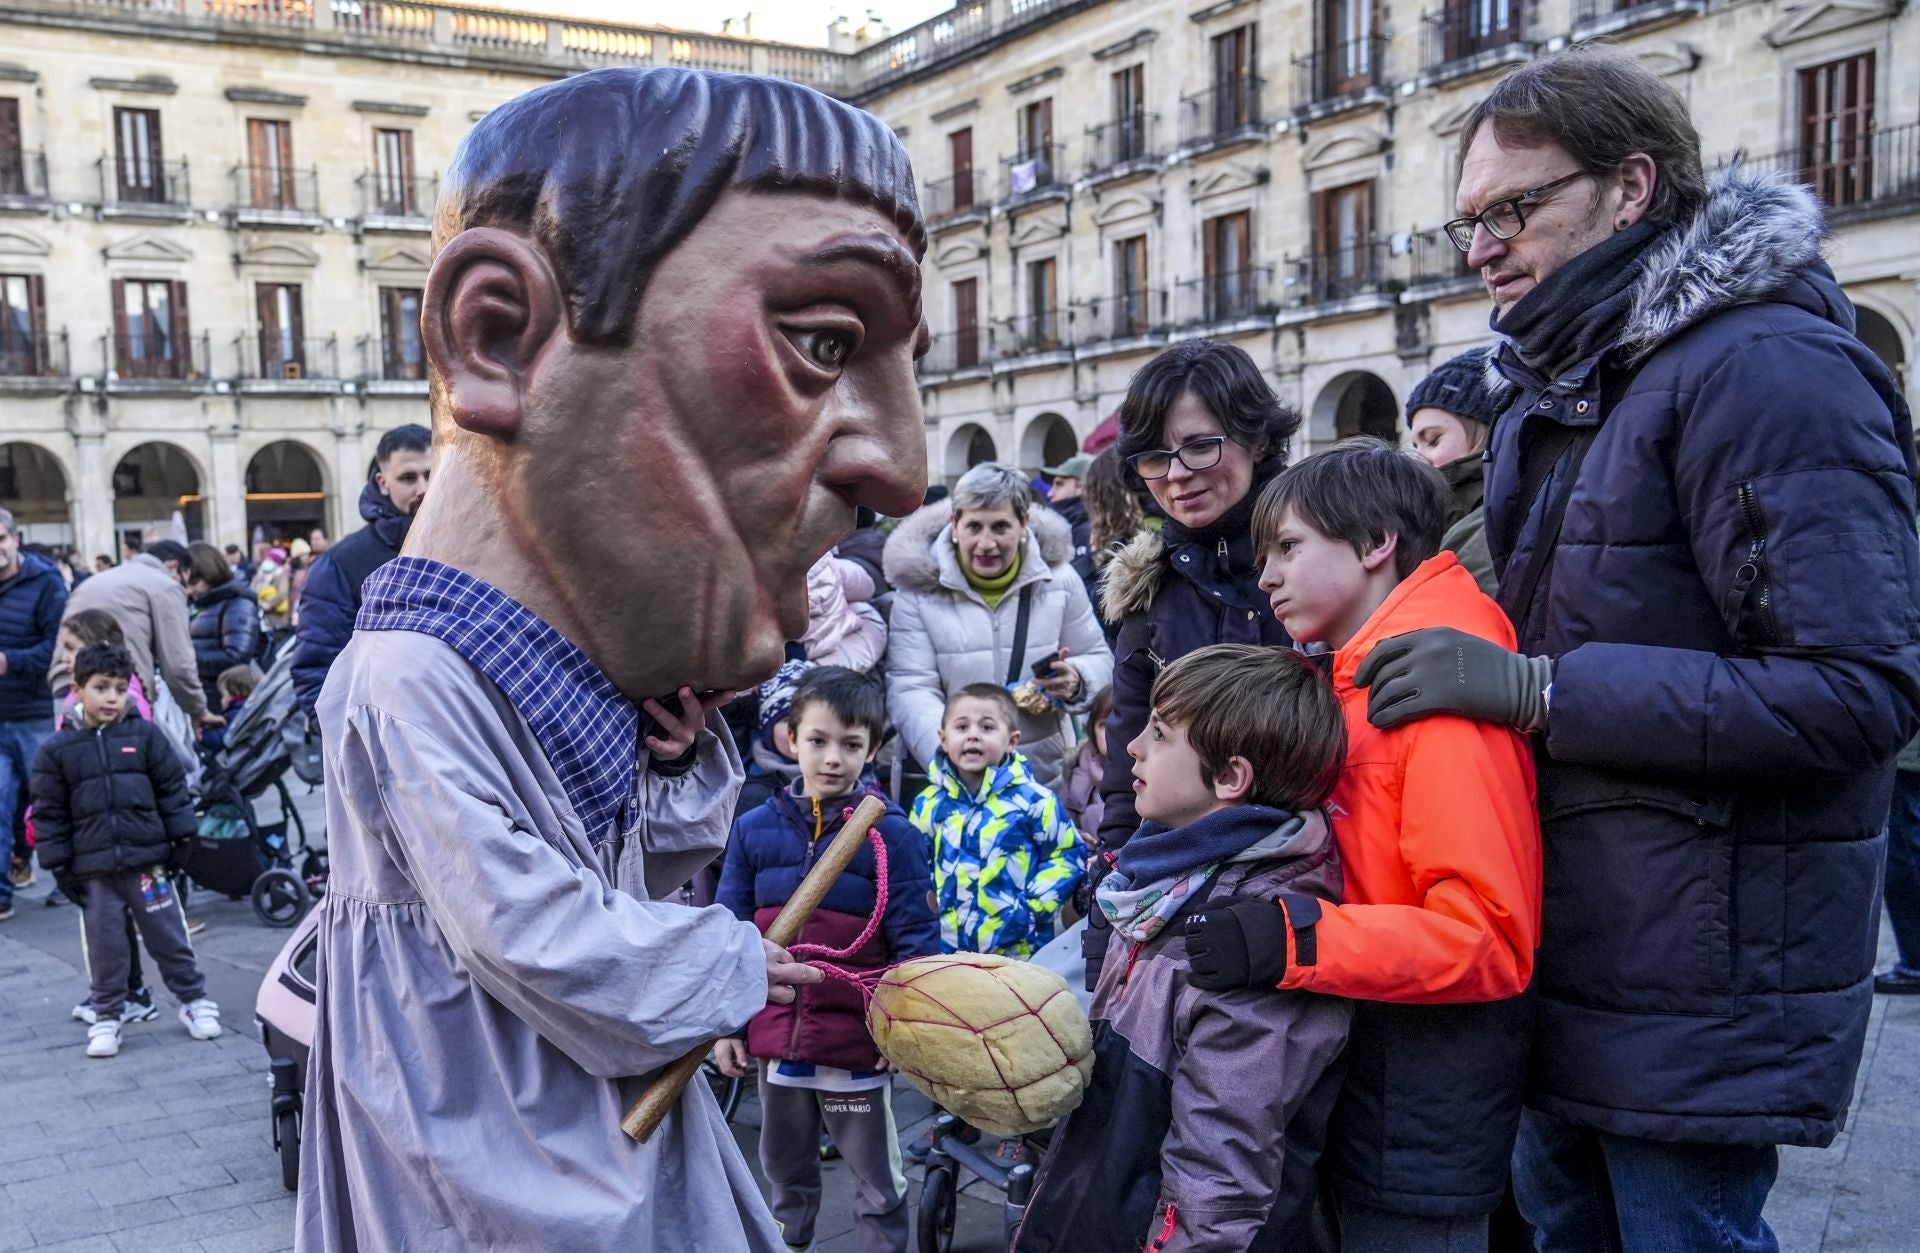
xmin=31 ymin=644 xmax=222 ymax=1058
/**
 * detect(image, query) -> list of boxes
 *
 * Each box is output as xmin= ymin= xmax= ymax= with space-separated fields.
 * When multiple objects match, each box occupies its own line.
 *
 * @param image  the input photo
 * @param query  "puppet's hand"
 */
xmin=642 ymin=687 xmax=736 ymax=761
xmin=712 ymin=1038 xmax=752 ymax=1079
xmin=764 ymin=939 xmax=823 ymax=1006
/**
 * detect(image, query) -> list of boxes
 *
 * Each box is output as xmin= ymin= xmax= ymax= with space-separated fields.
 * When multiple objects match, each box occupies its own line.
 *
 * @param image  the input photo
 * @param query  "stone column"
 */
xmin=72 ymin=430 xmax=115 ymax=563
xmin=207 ymin=428 xmax=247 ymax=551
xmin=329 ymin=399 xmax=368 ymax=540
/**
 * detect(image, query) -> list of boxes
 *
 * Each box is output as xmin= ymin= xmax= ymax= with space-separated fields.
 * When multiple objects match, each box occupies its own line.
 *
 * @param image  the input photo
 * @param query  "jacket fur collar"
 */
xmin=1100 ymin=528 xmax=1166 ymax=623
xmin=881 ymin=500 xmax=1075 ymax=597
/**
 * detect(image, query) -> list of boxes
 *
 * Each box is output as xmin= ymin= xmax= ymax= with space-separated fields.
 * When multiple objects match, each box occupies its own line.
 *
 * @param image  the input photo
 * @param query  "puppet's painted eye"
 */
xmin=808 ymin=331 xmax=852 ymax=368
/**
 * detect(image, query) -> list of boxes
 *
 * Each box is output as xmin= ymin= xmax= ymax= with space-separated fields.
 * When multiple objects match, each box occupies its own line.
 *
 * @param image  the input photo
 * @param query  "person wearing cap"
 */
xmin=1043 ymin=453 xmax=1096 ymax=595
xmin=1405 ymin=346 xmax=1513 ymax=597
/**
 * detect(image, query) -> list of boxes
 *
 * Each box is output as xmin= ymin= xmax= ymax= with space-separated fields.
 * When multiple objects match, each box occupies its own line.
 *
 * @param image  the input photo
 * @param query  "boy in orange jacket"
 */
xmin=1185 ymin=436 xmax=1541 ymax=1249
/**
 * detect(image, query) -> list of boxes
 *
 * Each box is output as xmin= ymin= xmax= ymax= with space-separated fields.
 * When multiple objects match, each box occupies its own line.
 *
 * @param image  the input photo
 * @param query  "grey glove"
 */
xmin=1354 ymin=626 xmax=1555 ymax=732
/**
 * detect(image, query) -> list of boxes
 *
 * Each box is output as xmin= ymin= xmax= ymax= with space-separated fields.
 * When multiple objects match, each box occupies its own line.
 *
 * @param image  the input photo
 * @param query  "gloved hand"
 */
xmin=1354 ymin=626 xmax=1555 ymax=732
xmin=51 ymin=867 xmax=85 ymax=903
xmin=166 ymin=840 xmax=192 ymax=875
xmin=1184 ymin=896 xmax=1292 ymax=992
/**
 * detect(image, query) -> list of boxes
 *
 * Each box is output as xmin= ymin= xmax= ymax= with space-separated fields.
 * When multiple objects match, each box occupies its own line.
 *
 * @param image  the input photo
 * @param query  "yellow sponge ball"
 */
xmin=867 ymin=953 xmax=1093 ymax=1136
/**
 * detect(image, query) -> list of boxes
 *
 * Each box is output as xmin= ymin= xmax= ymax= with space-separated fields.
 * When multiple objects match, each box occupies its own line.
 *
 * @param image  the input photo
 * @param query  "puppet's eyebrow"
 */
xmin=800 ymin=236 xmax=923 ymax=319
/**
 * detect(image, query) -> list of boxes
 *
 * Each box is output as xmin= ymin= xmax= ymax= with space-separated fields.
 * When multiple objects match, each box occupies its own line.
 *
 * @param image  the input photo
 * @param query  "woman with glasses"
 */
xmin=1092 ymin=340 xmax=1301 ymax=864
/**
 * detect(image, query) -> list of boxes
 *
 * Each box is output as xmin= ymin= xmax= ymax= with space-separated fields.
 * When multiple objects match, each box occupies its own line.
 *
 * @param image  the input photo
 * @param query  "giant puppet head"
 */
xmin=411 ymin=68 xmax=930 ymax=701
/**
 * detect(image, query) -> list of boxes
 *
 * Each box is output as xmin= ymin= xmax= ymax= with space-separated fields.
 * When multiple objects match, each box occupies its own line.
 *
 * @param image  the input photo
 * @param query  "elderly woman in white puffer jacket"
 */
xmin=882 ymin=462 xmax=1113 ymax=793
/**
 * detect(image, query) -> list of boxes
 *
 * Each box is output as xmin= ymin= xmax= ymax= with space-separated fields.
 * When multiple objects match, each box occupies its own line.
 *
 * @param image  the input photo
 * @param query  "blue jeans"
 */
xmin=1513 ymin=1109 xmax=1779 ymax=1253
xmin=0 ymin=716 xmax=55 ymax=907
xmin=1885 ymin=771 xmax=1920 ymax=974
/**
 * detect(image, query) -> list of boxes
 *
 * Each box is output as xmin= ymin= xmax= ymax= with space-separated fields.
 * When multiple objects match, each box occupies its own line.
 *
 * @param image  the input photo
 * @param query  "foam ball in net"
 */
xmin=867 ymin=953 xmax=1093 ymax=1136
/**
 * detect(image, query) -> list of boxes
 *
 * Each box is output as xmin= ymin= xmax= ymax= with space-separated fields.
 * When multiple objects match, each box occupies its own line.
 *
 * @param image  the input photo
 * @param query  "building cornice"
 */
xmin=225 ymin=86 xmax=307 ymax=106
xmin=1091 ymin=29 xmax=1157 ymax=60
xmin=89 ymin=74 xmax=178 ymax=95
xmin=352 ymin=100 xmax=431 ymax=117
xmin=0 ymin=61 xmax=38 ymax=83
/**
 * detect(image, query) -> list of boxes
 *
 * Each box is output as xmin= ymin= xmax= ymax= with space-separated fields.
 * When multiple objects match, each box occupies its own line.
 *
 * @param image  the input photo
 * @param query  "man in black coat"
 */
xmin=1041 ymin=454 xmax=1095 ymax=594
xmin=1349 ymin=47 xmax=1920 ymax=1249
xmin=0 ymin=507 xmax=67 ymax=916
xmin=290 ymin=424 xmax=432 ymax=721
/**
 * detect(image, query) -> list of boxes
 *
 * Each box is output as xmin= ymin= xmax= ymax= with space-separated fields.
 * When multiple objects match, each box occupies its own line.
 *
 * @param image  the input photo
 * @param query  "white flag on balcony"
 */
xmin=1011 ymin=159 xmax=1039 ymax=196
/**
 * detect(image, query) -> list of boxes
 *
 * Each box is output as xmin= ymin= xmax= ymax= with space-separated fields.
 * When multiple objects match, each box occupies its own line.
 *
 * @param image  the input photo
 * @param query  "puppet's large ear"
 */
xmin=422 ymin=228 xmax=564 ymax=440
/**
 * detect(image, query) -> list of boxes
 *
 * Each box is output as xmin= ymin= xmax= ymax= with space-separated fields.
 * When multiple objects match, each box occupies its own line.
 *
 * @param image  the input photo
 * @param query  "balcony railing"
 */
xmin=1001 ymin=145 xmax=1068 ymax=200
xmin=239 ymin=334 xmax=340 ymax=380
xmin=1294 ymin=35 xmax=1389 ymax=109
xmin=997 ymin=310 xmax=1068 ymax=357
xmin=97 ymin=155 xmax=190 ymax=207
xmin=918 ymin=327 xmax=989 ymax=375
xmin=0 ymin=330 xmax=67 ymax=378
xmin=357 ymin=336 xmax=428 ymax=381
xmin=1736 ymin=122 xmax=1920 ymax=219
xmin=105 ymin=330 xmax=210 ymax=382
xmin=1423 ymin=1 xmax=1525 ymax=70
xmin=0 ymin=151 xmax=50 ymax=201
xmin=923 ymin=170 xmax=987 ymax=221
xmin=1179 ymin=79 xmax=1266 ymax=146
xmin=1573 ymin=0 xmax=1696 ymax=25
xmin=1076 ymin=290 xmax=1168 ymax=345
xmin=1085 ymin=112 xmax=1160 ymax=175
xmin=1408 ymin=227 xmax=1478 ymax=288
xmin=1285 ymin=240 xmax=1395 ymax=307
xmin=359 ymin=171 xmax=437 ymax=219
xmin=1174 ymin=266 xmax=1276 ymax=326
xmin=231 ymin=164 xmax=321 ymax=214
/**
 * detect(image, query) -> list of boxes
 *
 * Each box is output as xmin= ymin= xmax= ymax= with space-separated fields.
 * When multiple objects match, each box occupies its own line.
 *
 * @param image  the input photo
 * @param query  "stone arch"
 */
xmin=0 ymin=440 xmax=75 ymax=546
xmin=245 ymin=439 xmax=331 ymax=548
xmin=1312 ymin=371 xmax=1400 ymax=445
xmin=112 ymin=440 xmax=204 ymax=548
xmin=1852 ymin=304 xmax=1908 ymax=396
xmin=1019 ymin=412 xmax=1078 ymax=473
xmin=945 ymin=423 xmax=998 ymax=480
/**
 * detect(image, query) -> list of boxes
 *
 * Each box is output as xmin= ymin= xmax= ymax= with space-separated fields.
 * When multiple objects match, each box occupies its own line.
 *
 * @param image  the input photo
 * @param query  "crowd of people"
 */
xmin=2 ymin=42 xmax=1919 ymax=1253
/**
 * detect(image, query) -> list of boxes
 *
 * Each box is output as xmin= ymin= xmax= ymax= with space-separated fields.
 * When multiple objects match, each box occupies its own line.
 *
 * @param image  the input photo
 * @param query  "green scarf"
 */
xmin=963 ymin=551 xmax=1022 ymax=608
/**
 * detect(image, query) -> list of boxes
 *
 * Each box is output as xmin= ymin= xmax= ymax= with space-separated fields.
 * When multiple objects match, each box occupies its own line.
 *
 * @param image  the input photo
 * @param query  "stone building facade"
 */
xmin=1 ymin=0 xmax=1915 ymax=557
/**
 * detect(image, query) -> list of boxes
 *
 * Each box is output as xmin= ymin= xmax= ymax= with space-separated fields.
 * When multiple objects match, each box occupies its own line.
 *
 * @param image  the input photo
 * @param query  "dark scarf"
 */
xmin=1116 ymin=803 xmax=1300 ymax=885
xmin=1495 ymin=220 xmax=1661 ymax=382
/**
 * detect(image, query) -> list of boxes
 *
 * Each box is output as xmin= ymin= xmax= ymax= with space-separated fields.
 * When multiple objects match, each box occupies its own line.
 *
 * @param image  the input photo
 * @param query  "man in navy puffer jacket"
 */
xmin=0 ymin=508 xmax=67 ymax=914
xmin=1355 ymin=48 xmax=1920 ymax=1250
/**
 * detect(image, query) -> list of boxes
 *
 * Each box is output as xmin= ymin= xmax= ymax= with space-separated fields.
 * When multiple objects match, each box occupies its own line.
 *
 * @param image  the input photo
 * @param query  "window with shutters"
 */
xmin=0 ymin=273 xmax=45 ymax=375
xmin=257 ymin=283 xmax=305 ymax=377
xmin=1202 ymin=210 xmax=1254 ymax=321
xmin=379 ymin=286 xmax=425 ymax=380
xmin=1113 ymin=235 xmax=1149 ymax=336
xmin=1111 ymin=65 xmax=1147 ymax=163
xmin=1018 ymin=98 xmax=1056 ymax=187
xmin=246 ymin=118 xmax=296 ymax=210
xmin=1026 ymin=257 xmax=1059 ymax=350
xmin=1317 ymin=0 xmax=1379 ymax=98
xmin=114 ymin=108 xmax=164 ymax=203
xmin=0 ymin=99 xmax=23 ymax=197
xmin=372 ymin=128 xmax=416 ymax=215
xmin=1799 ymin=53 xmax=1875 ymax=208
xmin=948 ymin=127 xmax=974 ymax=212
xmin=112 ymin=278 xmax=189 ymax=378
xmin=951 ymin=278 xmax=980 ymax=370
xmin=1313 ymin=181 xmax=1376 ymax=301
xmin=1211 ymin=26 xmax=1258 ymax=133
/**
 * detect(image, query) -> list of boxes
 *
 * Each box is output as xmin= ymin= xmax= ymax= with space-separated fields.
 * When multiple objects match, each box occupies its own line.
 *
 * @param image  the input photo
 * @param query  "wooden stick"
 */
xmin=621 ymin=795 xmax=889 ymax=1142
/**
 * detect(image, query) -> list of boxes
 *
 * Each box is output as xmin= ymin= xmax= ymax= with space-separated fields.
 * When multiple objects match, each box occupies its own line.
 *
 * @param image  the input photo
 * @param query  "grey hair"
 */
xmin=0 ymin=507 xmax=15 ymax=537
xmin=950 ymin=462 xmax=1033 ymax=520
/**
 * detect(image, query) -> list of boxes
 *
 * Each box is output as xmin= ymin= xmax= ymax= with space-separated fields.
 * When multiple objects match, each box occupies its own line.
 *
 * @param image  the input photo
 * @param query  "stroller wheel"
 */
xmin=252 ymin=869 xmax=310 ymax=928
xmin=275 ymin=1108 xmax=301 ymax=1191
xmin=916 ymin=1164 xmax=957 ymax=1253
xmin=700 ymin=1057 xmax=746 ymax=1123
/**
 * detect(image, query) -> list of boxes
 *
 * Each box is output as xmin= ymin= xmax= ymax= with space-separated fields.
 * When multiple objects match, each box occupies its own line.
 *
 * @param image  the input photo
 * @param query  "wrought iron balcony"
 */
xmin=1283 ymin=239 xmax=1397 ymax=308
xmin=918 ymin=327 xmax=989 ymax=375
xmin=1422 ymin=1 xmax=1526 ymax=72
xmin=1573 ymin=0 xmax=1702 ymax=27
xmin=239 ymin=333 xmax=340 ymax=381
xmin=1001 ymin=144 xmax=1068 ymax=201
xmin=923 ymin=170 xmax=987 ymax=221
xmin=1407 ymin=226 xmax=1478 ymax=289
xmin=357 ymin=335 xmax=428 ymax=382
xmin=359 ymin=170 xmax=437 ymax=219
xmin=0 ymin=329 xmax=67 ymax=378
xmin=1293 ymin=35 xmax=1389 ymax=110
xmin=97 ymin=155 xmax=190 ymax=208
xmin=1075 ymin=290 xmax=1167 ymax=346
xmin=1085 ymin=112 xmax=1160 ymax=176
xmin=1174 ymin=266 xmax=1276 ymax=327
xmin=105 ymin=330 xmax=210 ymax=382
xmin=1735 ymin=122 xmax=1920 ymax=220
xmin=231 ymin=163 xmax=321 ymax=215
xmin=997 ymin=310 xmax=1069 ymax=357
xmin=0 ymin=151 xmax=50 ymax=202
xmin=1178 ymin=79 xmax=1265 ymax=147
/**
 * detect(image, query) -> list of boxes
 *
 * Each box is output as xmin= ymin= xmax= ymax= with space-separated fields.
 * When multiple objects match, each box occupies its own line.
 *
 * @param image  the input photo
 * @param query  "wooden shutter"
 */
xmin=247 ymin=119 xmax=269 ymax=207
xmin=0 ymin=99 xmax=20 ymax=196
xmin=27 ymin=272 xmax=45 ymax=372
xmin=109 ymin=278 xmax=128 ymax=373
xmin=379 ymin=287 xmax=398 ymax=373
xmin=949 ymin=128 xmax=973 ymax=211
xmin=1800 ymin=53 xmax=1875 ymax=207
xmin=170 ymin=280 xmax=191 ymax=377
xmin=953 ymin=278 xmax=978 ymax=369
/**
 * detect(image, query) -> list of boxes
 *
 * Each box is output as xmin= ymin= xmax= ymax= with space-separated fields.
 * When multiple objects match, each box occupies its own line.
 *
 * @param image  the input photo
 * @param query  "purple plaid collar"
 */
xmin=357 ymin=557 xmax=638 ymax=843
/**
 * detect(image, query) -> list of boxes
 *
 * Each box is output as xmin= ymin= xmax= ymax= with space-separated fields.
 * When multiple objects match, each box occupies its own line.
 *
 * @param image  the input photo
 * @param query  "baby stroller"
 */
xmin=180 ymin=640 xmax=325 ymax=926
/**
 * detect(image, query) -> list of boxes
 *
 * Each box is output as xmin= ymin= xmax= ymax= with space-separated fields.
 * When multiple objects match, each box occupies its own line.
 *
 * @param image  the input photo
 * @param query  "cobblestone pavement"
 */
xmin=0 ymin=783 xmax=1912 ymax=1250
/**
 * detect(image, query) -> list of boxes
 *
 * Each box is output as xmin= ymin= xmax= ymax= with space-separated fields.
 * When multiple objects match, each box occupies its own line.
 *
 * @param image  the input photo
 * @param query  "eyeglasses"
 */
xmin=1443 ymin=171 xmax=1588 ymax=253
xmin=1127 ymin=436 xmax=1229 ymax=481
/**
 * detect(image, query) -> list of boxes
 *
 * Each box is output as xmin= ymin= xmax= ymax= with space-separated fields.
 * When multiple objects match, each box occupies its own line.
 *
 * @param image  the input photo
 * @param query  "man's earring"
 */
xmin=1617 ymin=218 xmax=1630 ymax=229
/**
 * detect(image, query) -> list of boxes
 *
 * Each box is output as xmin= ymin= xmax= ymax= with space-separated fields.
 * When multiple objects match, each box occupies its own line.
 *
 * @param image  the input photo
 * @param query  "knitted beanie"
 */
xmin=1406 ymin=346 xmax=1511 ymax=428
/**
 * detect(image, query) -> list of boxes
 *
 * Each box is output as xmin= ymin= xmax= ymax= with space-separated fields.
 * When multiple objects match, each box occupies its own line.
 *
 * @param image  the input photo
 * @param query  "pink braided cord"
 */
xmin=788 ymin=809 xmax=889 ymax=979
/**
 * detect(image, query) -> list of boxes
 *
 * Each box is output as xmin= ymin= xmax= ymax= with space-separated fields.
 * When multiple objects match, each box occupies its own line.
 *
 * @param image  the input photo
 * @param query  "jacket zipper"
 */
xmin=1148 ymin=1202 xmax=1178 ymax=1251
xmin=1735 ymin=482 xmax=1782 ymax=646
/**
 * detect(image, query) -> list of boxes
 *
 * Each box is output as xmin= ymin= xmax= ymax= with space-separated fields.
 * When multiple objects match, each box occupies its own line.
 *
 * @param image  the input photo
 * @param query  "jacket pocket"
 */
xmin=1536 ymin=767 xmax=1735 ymax=1017
xmin=1774 ymin=529 xmax=1919 ymax=647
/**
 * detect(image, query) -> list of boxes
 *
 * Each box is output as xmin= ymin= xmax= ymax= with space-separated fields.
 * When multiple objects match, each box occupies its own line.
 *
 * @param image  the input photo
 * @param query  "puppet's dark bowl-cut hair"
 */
xmin=440 ymin=67 xmax=926 ymax=345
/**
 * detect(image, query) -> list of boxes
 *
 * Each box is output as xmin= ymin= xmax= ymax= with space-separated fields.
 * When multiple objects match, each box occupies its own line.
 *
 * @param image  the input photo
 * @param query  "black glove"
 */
xmin=1354 ymin=626 xmax=1555 ymax=733
xmin=1185 ymin=896 xmax=1294 ymax=992
xmin=166 ymin=840 xmax=192 ymax=875
xmin=51 ymin=867 xmax=85 ymax=903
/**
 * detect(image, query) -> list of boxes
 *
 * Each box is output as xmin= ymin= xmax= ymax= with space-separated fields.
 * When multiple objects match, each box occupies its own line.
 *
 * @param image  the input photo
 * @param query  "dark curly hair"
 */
xmin=1116 ymin=340 xmax=1300 ymax=478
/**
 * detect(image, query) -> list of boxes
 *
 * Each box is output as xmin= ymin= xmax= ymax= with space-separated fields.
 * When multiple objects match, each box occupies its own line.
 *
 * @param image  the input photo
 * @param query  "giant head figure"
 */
xmin=412 ymin=68 xmax=930 ymax=700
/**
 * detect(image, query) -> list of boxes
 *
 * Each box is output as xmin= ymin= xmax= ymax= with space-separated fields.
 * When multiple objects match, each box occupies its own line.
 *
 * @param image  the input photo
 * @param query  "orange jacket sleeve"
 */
xmin=1281 ymin=716 xmax=1542 ymax=1004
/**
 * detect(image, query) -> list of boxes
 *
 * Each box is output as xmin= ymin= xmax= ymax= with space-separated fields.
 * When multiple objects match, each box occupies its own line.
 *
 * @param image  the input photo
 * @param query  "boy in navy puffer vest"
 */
xmin=30 ymin=644 xmax=221 ymax=1058
xmin=715 ymin=667 xmax=939 ymax=1253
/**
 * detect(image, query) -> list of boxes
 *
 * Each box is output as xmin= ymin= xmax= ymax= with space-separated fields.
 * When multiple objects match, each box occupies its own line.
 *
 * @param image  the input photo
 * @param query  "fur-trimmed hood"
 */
xmin=881 ymin=500 xmax=1075 ymax=597
xmin=1100 ymin=528 xmax=1167 ymax=623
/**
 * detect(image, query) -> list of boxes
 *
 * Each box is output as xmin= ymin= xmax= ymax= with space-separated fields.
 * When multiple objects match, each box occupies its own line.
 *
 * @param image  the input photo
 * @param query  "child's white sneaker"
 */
xmin=179 ymin=998 xmax=222 ymax=1040
xmin=86 ymin=1019 xmax=122 ymax=1058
